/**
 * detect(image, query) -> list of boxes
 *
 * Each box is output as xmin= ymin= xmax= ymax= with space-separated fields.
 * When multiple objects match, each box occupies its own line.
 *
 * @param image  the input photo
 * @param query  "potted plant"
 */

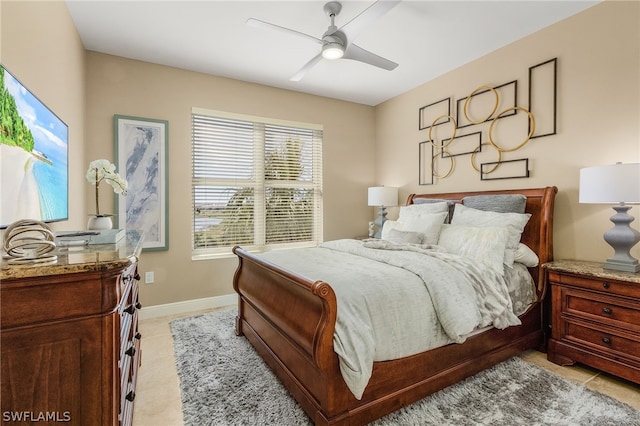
xmin=86 ymin=159 xmax=128 ymax=230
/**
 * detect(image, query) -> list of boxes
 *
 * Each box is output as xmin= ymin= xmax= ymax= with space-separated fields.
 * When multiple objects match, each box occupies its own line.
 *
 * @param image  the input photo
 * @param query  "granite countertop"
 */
xmin=544 ymin=259 xmax=640 ymax=284
xmin=1 ymin=230 xmax=144 ymax=280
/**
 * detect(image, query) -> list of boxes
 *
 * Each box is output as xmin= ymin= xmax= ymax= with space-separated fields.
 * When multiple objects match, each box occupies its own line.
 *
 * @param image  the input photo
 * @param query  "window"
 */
xmin=191 ymin=108 xmax=323 ymax=257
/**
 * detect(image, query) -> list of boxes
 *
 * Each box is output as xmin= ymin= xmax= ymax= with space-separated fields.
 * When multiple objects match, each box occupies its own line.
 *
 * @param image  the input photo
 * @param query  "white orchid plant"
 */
xmin=86 ymin=159 xmax=128 ymax=216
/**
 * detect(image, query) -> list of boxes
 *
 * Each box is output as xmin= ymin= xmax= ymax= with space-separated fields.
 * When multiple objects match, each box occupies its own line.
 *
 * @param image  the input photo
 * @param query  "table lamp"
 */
xmin=368 ymin=186 xmax=398 ymax=239
xmin=579 ymin=162 xmax=640 ymax=272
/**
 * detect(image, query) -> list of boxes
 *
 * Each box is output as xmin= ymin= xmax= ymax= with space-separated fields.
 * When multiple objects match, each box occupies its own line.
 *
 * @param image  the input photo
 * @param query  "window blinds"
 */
xmin=192 ymin=108 xmax=323 ymax=256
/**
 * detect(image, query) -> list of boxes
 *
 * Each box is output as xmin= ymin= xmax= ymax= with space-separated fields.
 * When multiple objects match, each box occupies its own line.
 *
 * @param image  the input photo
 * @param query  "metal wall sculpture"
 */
xmin=417 ymin=57 xmax=557 ymax=184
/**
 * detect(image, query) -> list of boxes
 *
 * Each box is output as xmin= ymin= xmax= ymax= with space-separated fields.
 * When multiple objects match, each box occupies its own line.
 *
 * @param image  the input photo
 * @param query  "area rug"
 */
xmin=171 ymin=309 xmax=640 ymax=426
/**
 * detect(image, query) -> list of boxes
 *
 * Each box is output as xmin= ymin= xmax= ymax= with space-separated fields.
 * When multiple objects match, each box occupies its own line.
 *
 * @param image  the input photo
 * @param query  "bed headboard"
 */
xmin=407 ymin=187 xmax=557 ymax=293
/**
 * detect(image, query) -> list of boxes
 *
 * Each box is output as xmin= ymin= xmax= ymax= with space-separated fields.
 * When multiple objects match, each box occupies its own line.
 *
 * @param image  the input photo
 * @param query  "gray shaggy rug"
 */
xmin=171 ymin=309 xmax=640 ymax=426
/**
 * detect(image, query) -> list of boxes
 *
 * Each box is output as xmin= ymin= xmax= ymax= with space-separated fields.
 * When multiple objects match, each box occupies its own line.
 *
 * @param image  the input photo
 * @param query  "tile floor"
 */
xmin=132 ymin=308 xmax=640 ymax=425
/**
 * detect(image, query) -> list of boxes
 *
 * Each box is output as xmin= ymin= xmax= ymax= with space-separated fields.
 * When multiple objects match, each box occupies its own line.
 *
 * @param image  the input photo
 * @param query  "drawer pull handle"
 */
xmin=135 ymin=332 xmax=142 ymax=340
xmin=124 ymin=305 xmax=135 ymax=315
xmin=135 ymin=302 xmax=142 ymax=310
xmin=125 ymin=346 xmax=136 ymax=357
xmin=602 ymin=337 xmax=611 ymax=345
xmin=602 ymin=282 xmax=610 ymax=289
xmin=134 ymin=273 xmax=141 ymax=281
xmin=602 ymin=307 xmax=612 ymax=315
xmin=125 ymin=391 xmax=136 ymax=402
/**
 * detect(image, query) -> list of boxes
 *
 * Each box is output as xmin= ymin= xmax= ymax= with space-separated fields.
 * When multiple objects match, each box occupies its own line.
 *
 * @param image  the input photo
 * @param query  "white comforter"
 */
xmin=257 ymin=239 xmax=521 ymax=399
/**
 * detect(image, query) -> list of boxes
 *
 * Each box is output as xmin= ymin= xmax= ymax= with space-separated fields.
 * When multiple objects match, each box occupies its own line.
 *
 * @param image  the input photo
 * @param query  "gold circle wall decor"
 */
xmin=463 ymin=85 xmax=500 ymax=124
xmin=432 ymin=150 xmax=455 ymax=179
xmin=428 ymin=115 xmax=457 ymax=148
xmin=488 ymin=106 xmax=536 ymax=152
xmin=471 ymin=142 xmax=502 ymax=174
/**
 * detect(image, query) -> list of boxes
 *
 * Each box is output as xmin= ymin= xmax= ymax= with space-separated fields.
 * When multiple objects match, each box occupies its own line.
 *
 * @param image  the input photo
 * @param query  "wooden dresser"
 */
xmin=545 ymin=260 xmax=640 ymax=384
xmin=0 ymin=231 xmax=143 ymax=425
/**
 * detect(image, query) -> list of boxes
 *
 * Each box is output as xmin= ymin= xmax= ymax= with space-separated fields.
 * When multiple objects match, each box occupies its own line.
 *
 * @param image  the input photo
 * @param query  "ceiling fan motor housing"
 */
xmin=323 ymin=2 xmax=342 ymax=18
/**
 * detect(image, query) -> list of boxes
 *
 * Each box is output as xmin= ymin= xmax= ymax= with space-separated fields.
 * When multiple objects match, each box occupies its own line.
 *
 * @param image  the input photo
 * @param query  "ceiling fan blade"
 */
xmin=339 ymin=0 xmax=401 ymax=42
xmin=246 ymin=18 xmax=322 ymax=45
xmin=343 ymin=43 xmax=398 ymax=71
xmin=290 ymin=53 xmax=323 ymax=82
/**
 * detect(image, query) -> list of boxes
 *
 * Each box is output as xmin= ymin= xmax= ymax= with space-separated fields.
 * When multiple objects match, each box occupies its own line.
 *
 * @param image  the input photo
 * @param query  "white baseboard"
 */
xmin=138 ymin=293 xmax=237 ymax=320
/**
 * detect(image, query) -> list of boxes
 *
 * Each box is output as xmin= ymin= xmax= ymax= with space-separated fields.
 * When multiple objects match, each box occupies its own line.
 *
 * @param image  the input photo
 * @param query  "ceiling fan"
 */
xmin=247 ymin=0 xmax=400 ymax=81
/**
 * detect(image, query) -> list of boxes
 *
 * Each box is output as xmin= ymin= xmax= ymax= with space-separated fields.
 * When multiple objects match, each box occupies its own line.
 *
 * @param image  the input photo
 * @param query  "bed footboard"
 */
xmin=232 ymin=246 xmax=351 ymax=422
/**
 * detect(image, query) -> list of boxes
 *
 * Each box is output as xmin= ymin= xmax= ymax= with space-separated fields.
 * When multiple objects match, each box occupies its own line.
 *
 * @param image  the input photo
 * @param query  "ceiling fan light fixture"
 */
xmin=322 ymin=42 xmax=344 ymax=60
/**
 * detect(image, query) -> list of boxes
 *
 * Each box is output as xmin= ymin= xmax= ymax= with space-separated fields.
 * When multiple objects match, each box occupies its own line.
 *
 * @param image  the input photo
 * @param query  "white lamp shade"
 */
xmin=368 ymin=186 xmax=398 ymax=207
xmin=579 ymin=163 xmax=640 ymax=204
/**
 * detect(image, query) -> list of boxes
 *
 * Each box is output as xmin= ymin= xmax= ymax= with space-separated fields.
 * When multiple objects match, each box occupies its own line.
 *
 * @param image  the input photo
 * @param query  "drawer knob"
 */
xmin=124 ymin=305 xmax=135 ymax=315
xmin=135 ymin=332 xmax=142 ymax=340
xmin=602 ymin=307 xmax=612 ymax=315
xmin=602 ymin=282 xmax=610 ymax=289
xmin=602 ymin=337 xmax=611 ymax=345
xmin=135 ymin=302 xmax=142 ymax=310
xmin=134 ymin=273 xmax=141 ymax=281
xmin=125 ymin=346 xmax=136 ymax=357
xmin=125 ymin=391 xmax=136 ymax=402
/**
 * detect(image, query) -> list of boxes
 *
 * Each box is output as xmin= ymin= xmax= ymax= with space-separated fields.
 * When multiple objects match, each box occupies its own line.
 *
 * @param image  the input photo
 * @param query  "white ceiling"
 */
xmin=66 ymin=0 xmax=599 ymax=106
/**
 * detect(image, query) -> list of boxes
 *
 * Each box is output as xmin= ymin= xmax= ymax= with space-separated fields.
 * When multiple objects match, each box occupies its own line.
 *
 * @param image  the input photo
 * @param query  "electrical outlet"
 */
xmin=145 ymin=271 xmax=155 ymax=284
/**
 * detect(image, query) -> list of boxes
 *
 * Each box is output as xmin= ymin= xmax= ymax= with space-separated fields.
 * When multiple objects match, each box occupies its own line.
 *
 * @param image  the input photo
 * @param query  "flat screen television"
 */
xmin=1 ymin=65 xmax=69 ymax=228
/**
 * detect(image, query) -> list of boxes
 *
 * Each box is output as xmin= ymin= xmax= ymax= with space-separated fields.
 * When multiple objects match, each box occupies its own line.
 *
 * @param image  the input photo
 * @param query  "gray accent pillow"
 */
xmin=462 ymin=194 xmax=526 ymax=214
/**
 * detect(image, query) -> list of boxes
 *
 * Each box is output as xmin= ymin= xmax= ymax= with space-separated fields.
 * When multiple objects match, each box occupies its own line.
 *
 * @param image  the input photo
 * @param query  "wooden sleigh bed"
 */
xmin=233 ymin=186 xmax=557 ymax=425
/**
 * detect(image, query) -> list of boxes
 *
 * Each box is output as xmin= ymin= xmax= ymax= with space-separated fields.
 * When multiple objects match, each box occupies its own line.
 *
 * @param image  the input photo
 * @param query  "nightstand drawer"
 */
xmin=567 ymin=293 xmax=640 ymax=330
xmin=567 ymin=322 xmax=640 ymax=360
xmin=550 ymin=271 xmax=640 ymax=299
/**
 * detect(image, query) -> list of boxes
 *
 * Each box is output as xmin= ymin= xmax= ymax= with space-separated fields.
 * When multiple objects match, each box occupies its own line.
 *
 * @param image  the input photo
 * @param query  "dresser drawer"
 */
xmin=566 ymin=322 xmax=640 ymax=362
xmin=566 ymin=291 xmax=640 ymax=331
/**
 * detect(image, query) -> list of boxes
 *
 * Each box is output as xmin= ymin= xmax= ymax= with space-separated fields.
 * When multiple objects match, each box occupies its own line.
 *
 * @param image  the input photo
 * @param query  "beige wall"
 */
xmin=3 ymin=1 xmax=639 ymax=308
xmin=85 ymin=53 xmax=375 ymax=306
xmin=1 ymin=0 xmax=86 ymax=231
xmin=375 ymin=0 xmax=640 ymax=263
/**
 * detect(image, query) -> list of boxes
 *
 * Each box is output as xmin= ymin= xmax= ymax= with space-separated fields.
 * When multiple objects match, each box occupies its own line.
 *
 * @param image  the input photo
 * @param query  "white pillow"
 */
xmin=398 ymin=202 xmax=449 ymax=221
xmin=381 ymin=220 xmax=401 ymax=240
xmin=450 ymin=203 xmax=531 ymax=268
xmin=515 ymin=243 xmax=539 ymax=267
xmin=384 ymin=228 xmax=425 ymax=244
xmin=438 ymin=224 xmax=510 ymax=273
xmin=398 ymin=211 xmax=448 ymax=244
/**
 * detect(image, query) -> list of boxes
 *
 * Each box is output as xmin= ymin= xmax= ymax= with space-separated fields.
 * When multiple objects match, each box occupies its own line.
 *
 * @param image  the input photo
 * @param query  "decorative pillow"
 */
xmin=450 ymin=203 xmax=531 ymax=268
xmin=462 ymin=194 xmax=526 ymax=214
xmin=438 ymin=224 xmax=510 ymax=273
xmin=412 ymin=198 xmax=456 ymax=222
xmin=514 ymin=243 xmax=539 ymax=267
xmin=380 ymin=220 xmax=401 ymax=241
xmin=399 ymin=201 xmax=449 ymax=221
xmin=398 ymin=211 xmax=448 ymax=244
xmin=384 ymin=228 xmax=424 ymax=245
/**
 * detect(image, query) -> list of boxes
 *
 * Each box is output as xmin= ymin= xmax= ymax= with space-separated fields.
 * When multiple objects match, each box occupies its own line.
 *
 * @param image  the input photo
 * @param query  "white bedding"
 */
xmin=257 ymin=239 xmax=529 ymax=400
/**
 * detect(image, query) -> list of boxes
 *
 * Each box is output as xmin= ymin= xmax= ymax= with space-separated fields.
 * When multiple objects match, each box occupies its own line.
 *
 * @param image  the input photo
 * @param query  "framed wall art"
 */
xmin=115 ymin=115 xmax=169 ymax=251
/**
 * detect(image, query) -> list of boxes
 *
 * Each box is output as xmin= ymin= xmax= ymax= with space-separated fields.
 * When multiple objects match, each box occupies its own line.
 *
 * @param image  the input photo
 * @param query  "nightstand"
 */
xmin=545 ymin=260 xmax=640 ymax=384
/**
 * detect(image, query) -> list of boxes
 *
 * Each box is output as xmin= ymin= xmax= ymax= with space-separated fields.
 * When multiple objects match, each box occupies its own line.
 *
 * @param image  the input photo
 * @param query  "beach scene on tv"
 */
xmin=1 ymin=66 xmax=69 ymax=228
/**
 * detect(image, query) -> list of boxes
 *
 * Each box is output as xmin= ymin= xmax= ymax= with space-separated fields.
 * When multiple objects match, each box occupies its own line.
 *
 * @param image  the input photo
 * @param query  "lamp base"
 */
xmin=602 ymin=204 xmax=640 ymax=273
xmin=603 ymin=258 xmax=640 ymax=273
xmin=373 ymin=206 xmax=388 ymax=239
